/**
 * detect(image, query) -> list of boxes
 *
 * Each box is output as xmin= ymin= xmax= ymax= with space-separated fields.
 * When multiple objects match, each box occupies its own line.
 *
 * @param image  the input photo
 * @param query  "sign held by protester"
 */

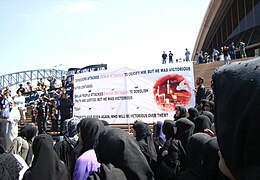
xmin=73 ymin=62 xmax=195 ymax=124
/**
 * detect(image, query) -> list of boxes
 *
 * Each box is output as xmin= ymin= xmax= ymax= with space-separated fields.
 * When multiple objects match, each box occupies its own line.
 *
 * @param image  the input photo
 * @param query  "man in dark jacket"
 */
xmin=195 ymin=76 xmax=205 ymax=107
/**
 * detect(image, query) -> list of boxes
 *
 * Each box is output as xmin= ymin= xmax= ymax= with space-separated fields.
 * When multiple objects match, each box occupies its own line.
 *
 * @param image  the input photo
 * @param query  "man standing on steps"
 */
xmin=169 ymin=51 xmax=173 ymax=63
xmin=6 ymin=100 xmax=20 ymax=150
xmin=162 ymin=51 xmax=167 ymax=64
xmin=195 ymin=76 xmax=206 ymax=108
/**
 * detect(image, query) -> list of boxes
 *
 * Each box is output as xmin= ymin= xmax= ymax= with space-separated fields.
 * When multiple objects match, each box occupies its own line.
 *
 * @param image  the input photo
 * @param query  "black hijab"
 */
xmin=95 ymin=128 xmax=154 ymax=180
xmin=201 ymin=111 xmax=215 ymax=124
xmin=54 ymin=137 xmax=77 ymax=180
xmin=177 ymin=133 xmax=211 ymax=180
xmin=132 ymin=121 xmax=157 ymax=162
xmin=202 ymin=137 xmax=229 ymax=180
xmin=175 ymin=105 xmax=187 ymax=120
xmin=187 ymin=108 xmax=199 ymax=122
xmin=212 ymin=58 xmax=260 ymax=179
xmin=205 ymin=100 xmax=215 ymax=115
xmin=162 ymin=120 xmax=175 ymax=141
xmin=23 ymin=134 xmax=69 ymax=180
xmin=87 ymin=163 xmax=127 ymax=180
xmin=175 ymin=118 xmax=195 ymax=149
xmin=79 ymin=118 xmax=105 ymax=155
xmin=193 ymin=115 xmax=212 ymax=134
xmin=19 ymin=123 xmax=38 ymax=143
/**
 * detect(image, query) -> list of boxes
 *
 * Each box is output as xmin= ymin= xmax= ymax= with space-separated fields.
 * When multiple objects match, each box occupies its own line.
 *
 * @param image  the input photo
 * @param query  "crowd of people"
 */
xmin=0 ymin=74 xmax=73 ymax=136
xmin=0 ymin=58 xmax=259 ymax=179
xmin=162 ymin=48 xmax=191 ymax=64
xmin=195 ymin=41 xmax=247 ymax=65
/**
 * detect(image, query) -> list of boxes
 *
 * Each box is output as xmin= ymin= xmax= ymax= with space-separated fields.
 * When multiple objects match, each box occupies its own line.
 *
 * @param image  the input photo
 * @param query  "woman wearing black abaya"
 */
xmin=132 ymin=121 xmax=157 ymax=163
xmin=212 ymin=58 xmax=260 ymax=179
xmin=95 ymin=127 xmax=154 ymax=180
xmin=132 ymin=121 xmax=158 ymax=179
xmin=193 ymin=115 xmax=212 ymax=134
xmin=22 ymin=134 xmax=69 ymax=180
xmin=174 ymin=106 xmax=187 ymax=120
xmin=78 ymin=118 xmax=105 ymax=155
xmin=187 ymin=108 xmax=199 ymax=123
xmin=176 ymin=133 xmax=212 ymax=180
xmin=175 ymin=118 xmax=195 ymax=150
xmin=202 ymin=137 xmax=229 ymax=180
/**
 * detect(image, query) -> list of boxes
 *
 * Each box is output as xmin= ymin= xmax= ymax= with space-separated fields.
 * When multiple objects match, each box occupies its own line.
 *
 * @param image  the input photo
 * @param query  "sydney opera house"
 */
xmin=193 ymin=0 xmax=260 ymax=58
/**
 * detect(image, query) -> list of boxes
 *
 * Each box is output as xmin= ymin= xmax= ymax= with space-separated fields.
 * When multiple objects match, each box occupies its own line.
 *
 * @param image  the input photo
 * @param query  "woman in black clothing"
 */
xmin=22 ymin=134 xmax=69 ymax=180
xmin=212 ymin=58 xmax=260 ymax=179
xmin=176 ymin=133 xmax=212 ymax=180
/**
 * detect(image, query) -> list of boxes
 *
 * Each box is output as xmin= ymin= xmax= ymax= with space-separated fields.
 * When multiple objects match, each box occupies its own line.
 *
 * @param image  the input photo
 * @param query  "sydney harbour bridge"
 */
xmin=0 ymin=69 xmax=67 ymax=91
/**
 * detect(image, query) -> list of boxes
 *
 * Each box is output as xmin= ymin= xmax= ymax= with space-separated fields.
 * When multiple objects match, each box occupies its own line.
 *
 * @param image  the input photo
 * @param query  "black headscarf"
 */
xmin=19 ymin=123 xmax=38 ymax=143
xmin=132 ymin=121 xmax=157 ymax=162
xmin=201 ymin=111 xmax=215 ymax=124
xmin=54 ymin=137 xmax=77 ymax=180
xmin=187 ymin=108 xmax=200 ymax=122
xmin=23 ymin=134 xmax=69 ymax=180
xmin=193 ymin=115 xmax=212 ymax=134
xmin=87 ymin=163 xmax=127 ymax=180
xmin=95 ymin=128 xmax=154 ymax=180
xmin=202 ymin=137 xmax=229 ymax=180
xmin=162 ymin=120 xmax=175 ymax=141
xmin=212 ymin=58 xmax=260 ymax=179
xmin=175 ymin=106 xmax=187 ymax=120
xmin=205 ymin=101 xmax=215 ymax=115
xmin=177 ymin=133 xmax=211 ymax=180
xmin=79 ymin=118 xmax=105 ymax=155
xmin=175 ymin=118 xmax=195 ymax=150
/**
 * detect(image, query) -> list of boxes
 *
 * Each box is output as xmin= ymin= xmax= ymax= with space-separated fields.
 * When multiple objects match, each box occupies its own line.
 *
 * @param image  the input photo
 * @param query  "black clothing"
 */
xmin=187 ymin=108 xmax=199 ymax=122
xmin=175 ymin=118 xmax=195 ymax=150
xmin=196 ymin=85 xmax=205 ymax=105
xmin=174 ymin=105 xmax=187 ymax=120
xmin=79 ymin=118 xmax=105 ymax=155
xmin=59 ymin=98 xmax=71 ymax=134
xmin=87 ymin=163 xmax=127 ymax=180
xmin=0 ymin=153 xmax=21 ymax=180
xmin=212 ymin=58 xmax=260 ymax=179
xmin=36 ymin=101 xmax=47 ymax=134
xmin=23 ymin=134 xmax=69 ymax=180
xmin=176 ymin=133 xmax=211 ymax=180
xmin=95 ymin=128 xmax=154 ymax=180
xmin=162 ymin=120 xmax=175 ymax=141
xmin=202 ymin=137 xmax=229 ymax=180
xmin=132 ymin=121 xmax=157 ymax=162
xmin=201 ymin=111 xmax=214 ymax=124
xmin=0 ymin=119 xmax=7 ymax=149
xmin=193 ymin=115 xmax=212 ymax=134
xmin=54 ymin=136 xmax=77 ymax=180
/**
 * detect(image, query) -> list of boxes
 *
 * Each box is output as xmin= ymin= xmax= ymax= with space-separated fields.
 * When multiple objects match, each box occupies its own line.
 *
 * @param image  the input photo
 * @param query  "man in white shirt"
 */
xmin=13 ymin=90 xmax=26 ymax=124
xmin=6 ymin=101 xmax=20 ymax=150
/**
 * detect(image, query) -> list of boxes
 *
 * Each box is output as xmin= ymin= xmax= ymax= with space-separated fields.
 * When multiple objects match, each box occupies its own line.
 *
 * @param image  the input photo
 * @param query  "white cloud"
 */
xmin=56 ymin=1 xmax=99 ymax=13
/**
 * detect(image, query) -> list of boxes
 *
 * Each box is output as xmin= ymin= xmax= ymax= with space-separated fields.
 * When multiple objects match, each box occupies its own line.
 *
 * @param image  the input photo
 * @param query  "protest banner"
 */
xmin=73 ymin=62 xmax=195 ymax=124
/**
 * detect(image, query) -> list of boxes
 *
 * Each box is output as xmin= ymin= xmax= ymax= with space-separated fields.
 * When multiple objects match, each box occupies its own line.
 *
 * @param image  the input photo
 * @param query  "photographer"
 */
xmin=36 ymin=95 xmax=48 ymax=134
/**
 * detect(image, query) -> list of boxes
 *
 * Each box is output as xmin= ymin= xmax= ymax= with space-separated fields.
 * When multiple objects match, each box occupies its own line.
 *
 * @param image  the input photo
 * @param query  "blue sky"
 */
xmin=0 ymin=0 xmax=210 ymax=76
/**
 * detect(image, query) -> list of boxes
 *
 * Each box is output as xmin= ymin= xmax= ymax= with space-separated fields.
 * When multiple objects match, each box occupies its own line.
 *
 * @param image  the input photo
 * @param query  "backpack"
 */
xmin=159 ymin=138 xmax=186 ymax=178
